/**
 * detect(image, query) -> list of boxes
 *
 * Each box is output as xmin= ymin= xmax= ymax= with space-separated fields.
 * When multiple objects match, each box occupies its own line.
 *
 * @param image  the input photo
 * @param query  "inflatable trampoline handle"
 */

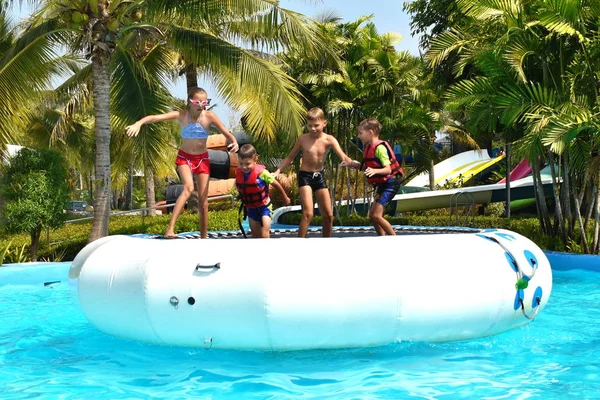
xmin=195 ymin=262 xmax=221 ymax=271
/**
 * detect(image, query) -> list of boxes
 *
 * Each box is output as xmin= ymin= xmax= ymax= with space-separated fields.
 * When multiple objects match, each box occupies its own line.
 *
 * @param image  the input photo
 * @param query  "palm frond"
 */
xmin=210 ymin=50 xmax=306 ymax=141
xmin=444 ymin=76 xmax=495 ymax=109
xmin=168 ymin=25 xmax=305 ymax=140
xmin=504 ymin=34 xmax=542 ymax=82
xmin=426 ymin=28 xmax=475 ymax=69
xmin=0 ymin=18 xmax=68 ymax=145
xmin=110 ymin=38 xmax=176 ymax=171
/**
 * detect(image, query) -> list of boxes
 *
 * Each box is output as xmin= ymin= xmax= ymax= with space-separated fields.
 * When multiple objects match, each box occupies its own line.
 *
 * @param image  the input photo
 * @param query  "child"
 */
xmin=342 ymin=118 xmax=403 ymax=236
xmin=274 ymin=107 xmax=352 ymax=237
xmin=236 ymin=144 xmax=290 ymax=238
xmin=126 ymin=87 xmax=239 ymax=239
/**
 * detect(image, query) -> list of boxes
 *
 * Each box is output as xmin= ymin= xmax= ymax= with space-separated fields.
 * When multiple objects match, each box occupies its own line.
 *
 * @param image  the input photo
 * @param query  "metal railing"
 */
xmin=46 ymin=194 xmax=235 ymax=245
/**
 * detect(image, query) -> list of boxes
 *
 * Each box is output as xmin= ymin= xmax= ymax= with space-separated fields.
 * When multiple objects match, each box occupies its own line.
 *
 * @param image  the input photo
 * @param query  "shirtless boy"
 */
xmin=274 ymin=107 xmax=352 ymax=237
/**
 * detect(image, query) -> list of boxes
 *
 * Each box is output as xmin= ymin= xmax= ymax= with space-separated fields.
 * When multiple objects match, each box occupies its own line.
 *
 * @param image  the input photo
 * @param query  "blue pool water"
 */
xmin=1 ymin=267 xmax=600 ymax=399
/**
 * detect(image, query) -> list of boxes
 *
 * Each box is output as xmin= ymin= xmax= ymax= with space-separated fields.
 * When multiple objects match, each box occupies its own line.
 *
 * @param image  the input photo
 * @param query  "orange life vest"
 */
xmin=361 ymin=140 xmax=403 ymax=184
xmin=235 ymin=164 xmax=270 ymax=208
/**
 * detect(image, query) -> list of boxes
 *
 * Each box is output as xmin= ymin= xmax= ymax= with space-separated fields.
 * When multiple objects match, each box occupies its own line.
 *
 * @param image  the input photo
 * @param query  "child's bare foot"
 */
xmin=163 ymin=232 xmax=179 ymax=239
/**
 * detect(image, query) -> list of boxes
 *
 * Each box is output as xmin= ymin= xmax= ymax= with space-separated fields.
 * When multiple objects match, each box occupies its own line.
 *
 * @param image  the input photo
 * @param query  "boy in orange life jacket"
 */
xmin=236 ymin=144 xmax=291 ymax=238
xmin=341 ymin=118 xmax=403 ymax=236
xmin=274 ymin=107 xmax=353 ymax=238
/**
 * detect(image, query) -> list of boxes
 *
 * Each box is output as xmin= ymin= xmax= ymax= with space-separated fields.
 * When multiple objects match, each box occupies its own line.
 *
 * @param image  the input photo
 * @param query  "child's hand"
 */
xmin=228 ymin=142 xmax=239 ymax=153
xmin=273 ymin=169 xmax=281 ymax=178
xmin=341 ymin=160 xmax=360 ymax=169
xmin=282 ymin=196 xmax=291 ymax=206
xmin=125 ymin=123 xmax=141 ymax=137
xmin=364 ymin=167 xmax=376 ymax=177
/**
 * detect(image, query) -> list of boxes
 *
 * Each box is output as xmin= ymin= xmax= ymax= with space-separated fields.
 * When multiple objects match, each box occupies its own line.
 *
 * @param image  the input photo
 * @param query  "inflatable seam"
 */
xmin=261 ymin=285 xmax=273 ymax=350
xmin=143 ymin=259 xmax=164 ymax=344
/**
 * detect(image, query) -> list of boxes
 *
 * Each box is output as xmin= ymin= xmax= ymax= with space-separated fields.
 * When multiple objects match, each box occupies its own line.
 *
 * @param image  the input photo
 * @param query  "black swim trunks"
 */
xmin=298 ymin=170 xmax=327 ymax=191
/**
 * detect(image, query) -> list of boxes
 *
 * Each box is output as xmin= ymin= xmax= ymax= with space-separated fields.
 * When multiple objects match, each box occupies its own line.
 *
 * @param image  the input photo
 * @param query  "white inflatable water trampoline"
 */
xmin=69 ymin=226 xmax=552 ymax=350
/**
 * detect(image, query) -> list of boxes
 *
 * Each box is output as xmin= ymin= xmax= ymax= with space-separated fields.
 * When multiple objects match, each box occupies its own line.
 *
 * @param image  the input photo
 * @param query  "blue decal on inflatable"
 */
xmin=505 ymin=252 xmax=518 ymax=272
xmin=496 ymin=233 xmax=516 ymax=241
xmin=524 ymin=250 xmax=538 ymax=270
xmin=532 ymin=287 xmax=543 ymax=309
xmin=513 ymin=289 xmax=524 ymax=310
xmin=476 ymin=233 xmax=496 ymax=242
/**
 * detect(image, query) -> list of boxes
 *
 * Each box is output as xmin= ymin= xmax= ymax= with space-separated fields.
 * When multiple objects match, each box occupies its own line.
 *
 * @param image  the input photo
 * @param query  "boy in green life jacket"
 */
xmin=342 ymin=118 xmax=403 ymax=235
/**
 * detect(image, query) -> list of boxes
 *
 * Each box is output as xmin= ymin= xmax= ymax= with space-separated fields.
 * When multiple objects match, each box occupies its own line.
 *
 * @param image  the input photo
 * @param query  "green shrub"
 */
xmin=0 ymin=207 xmax=242 ymax=262
xmin=0 ymin=241 xmax=29 ymax=265
xmin=0 ymin=241 xmax=11 ymax=265
xmin=0 ymin=148 xmax=70 ymax=261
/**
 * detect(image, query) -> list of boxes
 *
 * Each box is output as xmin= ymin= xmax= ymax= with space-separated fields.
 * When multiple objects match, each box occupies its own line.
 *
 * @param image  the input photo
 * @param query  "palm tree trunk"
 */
xmin=428 ymin=158 xmax=435 ymax=190
xmin=185 ymin=63 xmax=198 ymax=93
xmin=573 ymin=191 xmax=590 ymax=253
xmin=562 ymin=154 xmax=574 ymax=237
xmin=532 ymin=167 xmax=546 ymax=232
xmin=89 ymin=51 xmax=112 ymax=241
xmin=30 ymin=228 xmax=41 ymax=262
xmin=88 ymin=172 xmax=94 ymax=206
xmin=352 ymin=169 xmax=359 ymax=214
xmin=578 ymin=169 xmax=589 ymax=223
xmin=548 ymin=152 xmax=566 ymax=241
xmin=329 ymin=158 xmax=340 ymax=221
xmin=593 ymin=182 xmax=600 ymax=253
xmin=145 ymin=167 xmax=156 ymax=217
xmin=533 ymin=161 xmax=552 ymax=234
xmin=582 ymin=176 xmax=593 ymax=231
xmin=505 ymin=142 xmax=511 ymax=218
xmin=111 ymin=189 xmax=118 ymax=209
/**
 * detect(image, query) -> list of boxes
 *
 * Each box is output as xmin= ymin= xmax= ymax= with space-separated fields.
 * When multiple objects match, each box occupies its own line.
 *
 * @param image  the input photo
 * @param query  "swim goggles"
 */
xmin=189 ymin=99 xmax=211 ymax=106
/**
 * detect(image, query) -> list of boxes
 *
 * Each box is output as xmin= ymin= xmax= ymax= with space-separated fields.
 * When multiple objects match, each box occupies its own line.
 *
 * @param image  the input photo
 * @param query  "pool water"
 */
xmin=1 ymin=269 xmax=599 ymax=399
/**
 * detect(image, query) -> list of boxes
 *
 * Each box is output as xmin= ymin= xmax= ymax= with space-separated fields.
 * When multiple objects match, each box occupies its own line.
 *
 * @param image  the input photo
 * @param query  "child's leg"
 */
xmin=248 ymin=218 xmax=263 ymax=238
xmin=164 ymin=165 xmax=194 ymax=238
xmin=196 ymin=172 xmax=210 ymax=238
xmin=369 ymin=202 xmax=395 ymax=236
xmin=314 ymin=188 xmax=333 ymax=237
xmin=260 ymin=215 xmax=272 ymax=238
xmin=298 ymin=186 xmax=314 ymax=238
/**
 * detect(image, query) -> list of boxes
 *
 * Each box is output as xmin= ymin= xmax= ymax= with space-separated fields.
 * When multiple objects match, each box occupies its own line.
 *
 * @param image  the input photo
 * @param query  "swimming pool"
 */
xmin=1 ymin=263 xmax=599 ymax=399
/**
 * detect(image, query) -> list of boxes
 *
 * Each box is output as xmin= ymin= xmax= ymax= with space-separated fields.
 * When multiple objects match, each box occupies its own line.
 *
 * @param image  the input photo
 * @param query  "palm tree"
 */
xmin=0 ymin=6 xmax=71 ymax=149
xmin=282 ymin=15 xmax=451 ymax=211
xmin=23 ymin=94 xmax=96 ymax=201
xmin=426 ymin=0 xmax=600 ymax=252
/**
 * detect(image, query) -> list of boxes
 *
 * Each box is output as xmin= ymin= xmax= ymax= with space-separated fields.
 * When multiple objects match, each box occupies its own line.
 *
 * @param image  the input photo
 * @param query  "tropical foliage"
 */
xmin=424 ymin=0 xmax=600 ymax=252
xmin=0 ymin=147 xmax=70 ymax=260
xmin=2 ymin=0 xmax=600 ymax=254
xmin=0 ymin=5 xmax=71 ymax=148
xmin=7 ymin=0 xmax=335 ymax=241
xmin=280 ymin=14 xmax=447 ymax=205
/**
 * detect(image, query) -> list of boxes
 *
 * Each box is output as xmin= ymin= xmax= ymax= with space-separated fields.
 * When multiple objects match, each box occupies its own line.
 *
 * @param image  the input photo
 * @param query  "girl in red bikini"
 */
xmin=126 ymin=88 xmax=239 ymax=238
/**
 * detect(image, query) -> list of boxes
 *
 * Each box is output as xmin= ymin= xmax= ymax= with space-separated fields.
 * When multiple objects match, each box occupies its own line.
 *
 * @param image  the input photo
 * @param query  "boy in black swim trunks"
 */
xmin=275 ymin=107 xmax=352 ymax=237
xmin=341 ymin=118 xmax=403 ymax=236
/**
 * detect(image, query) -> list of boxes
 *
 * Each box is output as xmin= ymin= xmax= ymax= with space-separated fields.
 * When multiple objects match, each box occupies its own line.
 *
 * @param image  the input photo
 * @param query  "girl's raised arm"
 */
xmin=206 ymin=111 xmax=239 ymax=153
xmin=126 ymin=110 xmax=181 ymax=137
